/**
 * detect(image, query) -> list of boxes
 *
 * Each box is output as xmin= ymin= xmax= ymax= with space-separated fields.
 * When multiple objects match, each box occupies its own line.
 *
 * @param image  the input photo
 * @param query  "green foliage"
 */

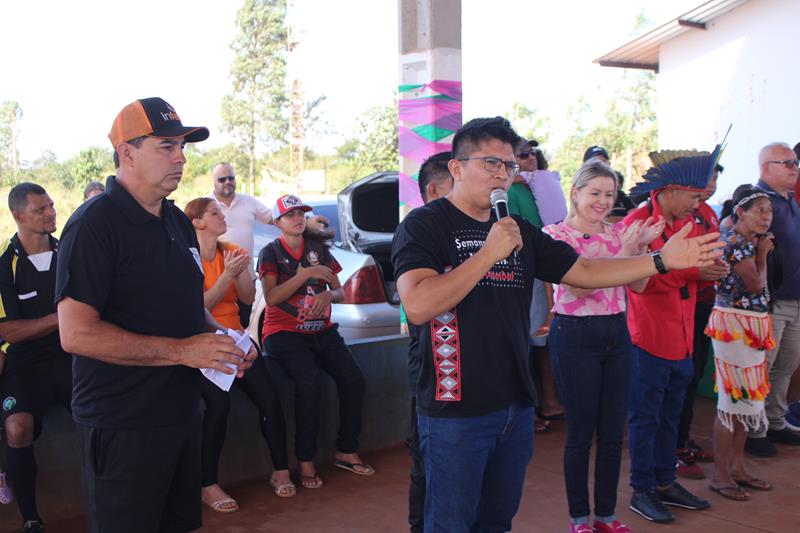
xmin=63 ymin=146 xmax=114 ymax=190
xmin=551 ymin=70 xmax=658 ymax=196
xmin=337 ymin=99 xmax=398 ymax=174
xmin=222 ymin=0 xmax=289 ymax=191
xmin=507 ymin=103 xmax=551 ymax=146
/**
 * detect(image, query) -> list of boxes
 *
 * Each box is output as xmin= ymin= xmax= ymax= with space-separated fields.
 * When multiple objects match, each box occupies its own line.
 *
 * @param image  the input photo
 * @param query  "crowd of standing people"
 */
xmin=0 ymin=97 xmax=798 ymax=533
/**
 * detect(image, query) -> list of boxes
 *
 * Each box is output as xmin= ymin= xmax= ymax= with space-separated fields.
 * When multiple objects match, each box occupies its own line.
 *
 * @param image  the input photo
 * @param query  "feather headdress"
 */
xmin=630 ymin=126 xmax=730 ymax=198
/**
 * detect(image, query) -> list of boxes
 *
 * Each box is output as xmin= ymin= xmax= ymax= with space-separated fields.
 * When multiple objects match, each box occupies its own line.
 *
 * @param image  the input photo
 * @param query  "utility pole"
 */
xmin=287 ymin=0 xmax=305 ymax=192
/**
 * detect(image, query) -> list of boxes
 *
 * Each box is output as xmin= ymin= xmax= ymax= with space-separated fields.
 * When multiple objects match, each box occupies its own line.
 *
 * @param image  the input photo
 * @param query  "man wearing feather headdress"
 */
xmin=624 ymin=146 xmax=729 ymax=523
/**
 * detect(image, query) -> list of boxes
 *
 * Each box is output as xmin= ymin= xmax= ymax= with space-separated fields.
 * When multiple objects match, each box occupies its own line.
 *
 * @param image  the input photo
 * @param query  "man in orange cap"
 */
xmin=56 ymin=98 xmax=255 ymax=533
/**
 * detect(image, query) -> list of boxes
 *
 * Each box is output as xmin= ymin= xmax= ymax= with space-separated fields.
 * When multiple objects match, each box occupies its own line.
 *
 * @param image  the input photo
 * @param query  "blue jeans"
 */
xmin=628 ymin=346 xmax=694 ymax=492
xmin=549 ymin=313 xmax=631 ymax=521
xmin=417 ymin=404 xmax=534 ymax=533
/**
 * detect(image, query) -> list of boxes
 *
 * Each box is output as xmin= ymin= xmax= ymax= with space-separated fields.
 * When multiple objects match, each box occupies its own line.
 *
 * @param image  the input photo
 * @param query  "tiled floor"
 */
xmin=4 ymin=398 xmax=800 ymax=532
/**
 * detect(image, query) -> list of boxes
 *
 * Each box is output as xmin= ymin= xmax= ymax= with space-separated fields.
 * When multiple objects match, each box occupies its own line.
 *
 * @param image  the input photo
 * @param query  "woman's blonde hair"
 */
xmin=567 ymin=159 xmax=619 ymax=220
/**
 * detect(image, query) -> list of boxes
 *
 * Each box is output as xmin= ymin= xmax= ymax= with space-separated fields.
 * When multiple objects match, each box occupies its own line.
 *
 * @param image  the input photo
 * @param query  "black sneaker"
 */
xmin=745 ymin=436 xmax=777 ymax=457
xmin=630 ymin=490 xmax=675 ymax=523
xmin=22 ymin=520 xmax=44 ymax=533
xmin=767 ymin=427 xmax=800 ymax=445
xmin=656 ymin=482 xmax=711 ymax=510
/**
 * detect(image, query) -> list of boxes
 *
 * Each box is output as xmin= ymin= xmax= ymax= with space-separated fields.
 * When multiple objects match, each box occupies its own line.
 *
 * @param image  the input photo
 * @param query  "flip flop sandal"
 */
xmin=269 ymin=477 xmax=297 ymax=498
xmin=734 ymin=477 xmax=772 ymax=491
xmin=535 ymin=419 xmax=551 ymax=432
xmin=208 ymin=498 xmax=239 ymax=513
xmin=299 ymin=473 xmax=324 ymax=489
xmin=334 ymin=459 xmax=375 ymax=476
xmin=709 ymin=485 xmax=749 ymax=501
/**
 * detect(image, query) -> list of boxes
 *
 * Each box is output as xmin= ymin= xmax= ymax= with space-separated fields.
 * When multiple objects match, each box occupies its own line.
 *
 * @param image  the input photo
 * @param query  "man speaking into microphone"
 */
xmin=391 ymin=116 xmax=725 ymax=533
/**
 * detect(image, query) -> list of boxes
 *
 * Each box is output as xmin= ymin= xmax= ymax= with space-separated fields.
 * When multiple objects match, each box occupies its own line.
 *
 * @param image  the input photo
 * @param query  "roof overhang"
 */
xmin=595 ymin=0 xmax=752 ymax=72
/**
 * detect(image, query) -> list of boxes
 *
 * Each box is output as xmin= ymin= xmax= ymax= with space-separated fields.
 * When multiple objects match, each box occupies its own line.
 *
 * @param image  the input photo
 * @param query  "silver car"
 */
xmin=247 ymin=171 xmax=400 ymax=345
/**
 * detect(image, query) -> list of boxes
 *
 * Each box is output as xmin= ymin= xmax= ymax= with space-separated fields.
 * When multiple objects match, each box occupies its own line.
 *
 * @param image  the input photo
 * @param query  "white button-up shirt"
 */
xmin=207 ymin=192 xmax=272 ymax=255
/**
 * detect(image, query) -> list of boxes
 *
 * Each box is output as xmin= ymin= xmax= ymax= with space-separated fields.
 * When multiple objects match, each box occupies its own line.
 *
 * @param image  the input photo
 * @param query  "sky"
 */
xmin=0 ymin=0 xmax=701 ymax=163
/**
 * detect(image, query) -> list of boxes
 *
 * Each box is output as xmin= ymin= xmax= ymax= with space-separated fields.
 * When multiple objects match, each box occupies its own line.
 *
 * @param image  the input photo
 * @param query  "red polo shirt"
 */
xmin=624 ymin=192 xmax=703 ymax=360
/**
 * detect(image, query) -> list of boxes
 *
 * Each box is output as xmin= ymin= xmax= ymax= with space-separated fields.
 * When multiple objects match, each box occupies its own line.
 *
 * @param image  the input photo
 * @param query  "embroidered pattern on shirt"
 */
xmin=431 ymin=309 xmax=461 ymax=401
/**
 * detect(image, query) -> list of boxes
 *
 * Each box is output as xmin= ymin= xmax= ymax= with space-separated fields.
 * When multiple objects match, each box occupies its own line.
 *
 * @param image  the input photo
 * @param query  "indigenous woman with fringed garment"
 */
xmin=705 ymin=185 xmax=776 ymax=500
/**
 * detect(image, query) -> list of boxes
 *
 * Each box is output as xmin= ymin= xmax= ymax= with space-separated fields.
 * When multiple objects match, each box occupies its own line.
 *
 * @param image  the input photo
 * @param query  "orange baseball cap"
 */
xmin=108 ymin=97 xmax=209 ymax=148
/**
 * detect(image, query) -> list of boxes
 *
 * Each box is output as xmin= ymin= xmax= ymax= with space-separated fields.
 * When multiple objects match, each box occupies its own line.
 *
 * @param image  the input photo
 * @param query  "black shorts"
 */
xmin=0 ymin=357 xmax=72 ymax=434
xmin=78 ymin=416 xmax=202 ymax=533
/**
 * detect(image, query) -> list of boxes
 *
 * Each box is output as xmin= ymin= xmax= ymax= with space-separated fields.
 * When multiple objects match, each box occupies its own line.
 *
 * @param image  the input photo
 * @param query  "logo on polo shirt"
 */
xmin=2 ymin=397 xmax=15 ymax=412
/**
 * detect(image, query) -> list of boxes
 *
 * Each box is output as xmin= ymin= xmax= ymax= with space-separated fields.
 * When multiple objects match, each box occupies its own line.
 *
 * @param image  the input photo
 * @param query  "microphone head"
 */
xmin=490 ymin=188 xmax=508 ymax=206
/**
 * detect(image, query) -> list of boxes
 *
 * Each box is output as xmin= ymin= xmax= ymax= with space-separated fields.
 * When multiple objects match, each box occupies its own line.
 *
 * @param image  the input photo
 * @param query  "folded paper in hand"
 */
xmin=200 ymin=329 xmax=252 ymax=391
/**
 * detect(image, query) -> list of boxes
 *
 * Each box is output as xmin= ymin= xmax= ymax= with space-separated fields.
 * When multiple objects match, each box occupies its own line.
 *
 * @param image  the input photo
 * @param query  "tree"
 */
xmin=0 ymin=101 xmax=23 ymax=184
xmin=551 ymin=70 xmax=657 ymax=195
xmin=221 ymin=0 xmax=289 ymax=194
xmin=64 ymin=146 xmax=114 ymax=189
xmin=507 ymin=103 xmax=551 ymax=147
xmin=352 ymin=100 xmax=399 ymax=172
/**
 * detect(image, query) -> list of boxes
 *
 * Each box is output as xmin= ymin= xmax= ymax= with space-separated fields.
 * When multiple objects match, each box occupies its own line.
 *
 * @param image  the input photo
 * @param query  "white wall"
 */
xmin=658 ymin=0 xmax=800 ymax=202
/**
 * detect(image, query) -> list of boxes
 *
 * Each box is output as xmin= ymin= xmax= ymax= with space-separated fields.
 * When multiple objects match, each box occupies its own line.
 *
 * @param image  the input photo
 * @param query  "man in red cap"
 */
xmin=56 ymin=98 xmax=255 ymax=533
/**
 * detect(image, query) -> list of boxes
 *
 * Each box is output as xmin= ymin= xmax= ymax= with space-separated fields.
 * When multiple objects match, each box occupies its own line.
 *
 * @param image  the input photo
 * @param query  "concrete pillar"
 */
xmin=398 ymin=0 xmax=462 ymax=214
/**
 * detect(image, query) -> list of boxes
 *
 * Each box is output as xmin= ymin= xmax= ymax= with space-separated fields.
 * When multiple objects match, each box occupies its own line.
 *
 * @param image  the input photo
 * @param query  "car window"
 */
xmin=308 ymin=203 xmax=341 ymax=241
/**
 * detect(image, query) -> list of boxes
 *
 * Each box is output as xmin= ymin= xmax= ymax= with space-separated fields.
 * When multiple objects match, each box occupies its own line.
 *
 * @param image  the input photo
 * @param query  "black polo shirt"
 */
xmin=55 ymin=176 xmax=206 ymax=429
xmin=0 ymin=234 xmax=67 ymax=374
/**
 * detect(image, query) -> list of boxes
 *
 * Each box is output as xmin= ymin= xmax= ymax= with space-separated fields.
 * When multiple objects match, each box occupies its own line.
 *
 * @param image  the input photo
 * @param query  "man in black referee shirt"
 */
xmin=56 ymin=98 xmax=255 ymax=533
xmin=0 ymin=182 xmax=70 ymax=533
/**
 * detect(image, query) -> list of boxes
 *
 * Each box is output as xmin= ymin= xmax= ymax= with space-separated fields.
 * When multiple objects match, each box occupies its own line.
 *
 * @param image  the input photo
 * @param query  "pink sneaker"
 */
xmin=569 ymin=523 xmax=594 ymax=533
xmin=593 ymin=520 xmax=632 ymax=533
xmin=0 ymin=471 xmax=13 ymax=504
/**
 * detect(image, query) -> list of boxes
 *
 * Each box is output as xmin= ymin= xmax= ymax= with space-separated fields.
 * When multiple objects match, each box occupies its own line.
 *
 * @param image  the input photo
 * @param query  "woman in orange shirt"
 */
xmin=185 ymin=198 xmax=293 ymax=513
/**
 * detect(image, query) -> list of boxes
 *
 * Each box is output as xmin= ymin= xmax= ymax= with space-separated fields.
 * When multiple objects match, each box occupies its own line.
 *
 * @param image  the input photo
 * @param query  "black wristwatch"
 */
xmin=651 ymin=250 xmax=668 ymax=274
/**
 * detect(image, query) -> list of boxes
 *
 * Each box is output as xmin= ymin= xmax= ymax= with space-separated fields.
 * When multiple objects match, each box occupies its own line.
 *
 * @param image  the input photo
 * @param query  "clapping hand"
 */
xmin=660 ymin=223 xmax=725 ymax=270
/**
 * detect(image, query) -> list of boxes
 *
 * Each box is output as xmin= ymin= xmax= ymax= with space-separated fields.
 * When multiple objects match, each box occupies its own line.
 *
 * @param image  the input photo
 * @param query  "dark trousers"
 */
xmin=408 ymin=395 xmax=425 ymax=533
xmin=201 ymin=354 xmax=289 ymax=486
xmin=549 ymin=313 xmax=631 ymax=520
xmin=78 ymin=416 xmax=202 ymax=533
xmin=264 ymin=327 xmax=365 ymax=461
xmin=628 ymin=346 xmax=694 ymax=492
xmin=677 ymin=302 xmax=713 ymax=449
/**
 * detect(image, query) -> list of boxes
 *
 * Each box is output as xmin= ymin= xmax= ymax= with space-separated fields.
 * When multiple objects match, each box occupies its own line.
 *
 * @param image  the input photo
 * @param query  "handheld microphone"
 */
xmin=489 ymin=189 xmax=518 ymax=263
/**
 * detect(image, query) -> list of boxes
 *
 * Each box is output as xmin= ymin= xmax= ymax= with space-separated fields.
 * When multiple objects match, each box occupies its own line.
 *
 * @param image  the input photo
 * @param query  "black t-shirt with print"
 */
xmin=392 ymin=198 xmax=578 ymax=418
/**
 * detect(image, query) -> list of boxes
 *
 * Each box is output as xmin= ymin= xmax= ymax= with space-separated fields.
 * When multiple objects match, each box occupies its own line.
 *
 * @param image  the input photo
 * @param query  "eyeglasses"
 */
xmin=766 ymin=159 xmax=799 ymax=169
xmin=216 ymin=176 xmax=236 ymax=183
xmin=517 ymin=151 xmax=535 ymax=160
xmin=457 ymin=157 xmax=520 ymax=177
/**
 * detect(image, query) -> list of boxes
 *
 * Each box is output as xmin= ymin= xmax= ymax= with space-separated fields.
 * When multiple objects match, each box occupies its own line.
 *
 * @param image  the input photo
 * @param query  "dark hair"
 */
xmin=715 ymin=163 xmax=724 ymax=173
xmin=720 ymin=184 xmax=767 ymax=223
xmin=793 ymin=142 xmax=800 ymax=159
xmin=113 ymin=135 xmax=147 ymax=168
xmin=418 ymin=151 xmax=452 ymax=202
xmin=534 ymin=148 xmax=548 ymax=170
xmin=83 ymin=180 xmax=105 ymax=200
xmin=8 ymin=182 xmax=47 ymax=213
xmin=451 ymin=117 xmax=520 ymax=159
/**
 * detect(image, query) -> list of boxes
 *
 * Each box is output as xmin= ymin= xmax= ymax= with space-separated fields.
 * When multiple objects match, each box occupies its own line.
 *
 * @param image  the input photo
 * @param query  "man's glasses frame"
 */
xmin=457 ymin=157 xmax=520 ymax=177
xmin=216 ymin=176 xmax=236 ymax=183
xmin=766 ymin=159 xmax=799 ymax=169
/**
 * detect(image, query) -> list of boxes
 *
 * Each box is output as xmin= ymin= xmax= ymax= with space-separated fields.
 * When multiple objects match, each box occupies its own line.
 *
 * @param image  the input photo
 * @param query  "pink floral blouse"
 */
xmin=543 ymin=221 xmax=628 ymax=316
